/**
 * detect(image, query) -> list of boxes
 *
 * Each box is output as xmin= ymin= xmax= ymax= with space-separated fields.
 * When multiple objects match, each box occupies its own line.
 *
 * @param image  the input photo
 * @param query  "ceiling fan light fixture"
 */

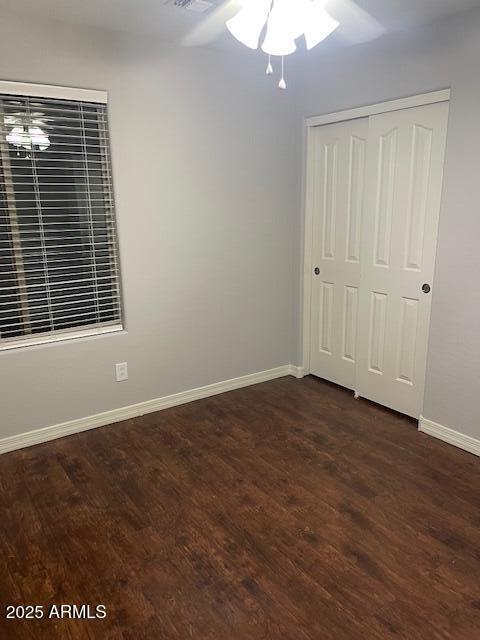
xmin=226 ymin=0 xmax=341 ymax=90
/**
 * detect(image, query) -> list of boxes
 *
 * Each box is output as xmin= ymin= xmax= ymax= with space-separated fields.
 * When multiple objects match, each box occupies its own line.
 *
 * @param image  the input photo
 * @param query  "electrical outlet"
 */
xmin=115 ymin=362 xmax=128 ymax=382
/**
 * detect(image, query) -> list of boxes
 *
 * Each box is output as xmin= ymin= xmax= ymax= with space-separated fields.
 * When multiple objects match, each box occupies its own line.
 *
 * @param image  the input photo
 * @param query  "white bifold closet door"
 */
xmin=309 ymin=101 xmax=449 ymax=418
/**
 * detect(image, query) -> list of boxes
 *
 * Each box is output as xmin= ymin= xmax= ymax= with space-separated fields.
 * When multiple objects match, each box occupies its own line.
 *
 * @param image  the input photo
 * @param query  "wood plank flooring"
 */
xmin=0 ymin=376 xmax=479 ymax=639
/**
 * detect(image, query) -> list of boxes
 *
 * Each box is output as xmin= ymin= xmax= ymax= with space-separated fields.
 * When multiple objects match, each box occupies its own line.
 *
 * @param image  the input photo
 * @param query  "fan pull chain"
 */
xmin=266 ymin=54 xmax=273 ymax=75
xmin=278 ymin=56 xmax=287 ymax=89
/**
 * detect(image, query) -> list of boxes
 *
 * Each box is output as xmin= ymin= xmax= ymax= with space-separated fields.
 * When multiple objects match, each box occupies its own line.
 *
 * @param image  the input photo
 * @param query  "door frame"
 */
xmin=301 ymin=89 xmax=451 ymax=379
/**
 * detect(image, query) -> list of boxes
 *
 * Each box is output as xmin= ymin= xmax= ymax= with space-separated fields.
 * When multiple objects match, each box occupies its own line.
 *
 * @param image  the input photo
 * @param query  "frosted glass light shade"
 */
xmin=304 ymin=0 xmax=339 ymax=50
xmin=226 ymin=0 xmax=271 ymax=50
xmin=271 ymin=0 xmax=310 ymax=39
xmin=261 ymin=29 xmax=296 ymax=56
xmin=261 ymin=0 xmax=303 ymax=56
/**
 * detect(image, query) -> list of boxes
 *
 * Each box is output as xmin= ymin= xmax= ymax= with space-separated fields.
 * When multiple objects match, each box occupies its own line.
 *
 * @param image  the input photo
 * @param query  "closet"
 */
xmin=306 ymin=97 xmax=449 ymax=418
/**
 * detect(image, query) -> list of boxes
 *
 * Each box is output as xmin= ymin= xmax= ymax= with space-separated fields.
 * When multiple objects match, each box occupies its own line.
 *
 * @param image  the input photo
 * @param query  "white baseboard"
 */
xmin=5 ymin=368 xmax=476 ymax=460
xmin=0 ymin=365 xmax=295 ymax=456
xmin=288 ymin=365 xmax=306 ymax=379
xmin=419 ymin=417 xmax=480 ymax=457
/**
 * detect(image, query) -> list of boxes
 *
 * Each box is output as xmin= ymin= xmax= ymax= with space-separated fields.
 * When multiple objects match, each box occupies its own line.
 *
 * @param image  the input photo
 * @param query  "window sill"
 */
xmin=0 ymin=324 xmax=125 ymax=353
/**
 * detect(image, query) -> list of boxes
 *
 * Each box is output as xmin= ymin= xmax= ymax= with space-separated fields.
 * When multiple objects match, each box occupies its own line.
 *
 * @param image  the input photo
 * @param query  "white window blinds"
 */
xmin=0 ymin=86 xmax=123 ymax=350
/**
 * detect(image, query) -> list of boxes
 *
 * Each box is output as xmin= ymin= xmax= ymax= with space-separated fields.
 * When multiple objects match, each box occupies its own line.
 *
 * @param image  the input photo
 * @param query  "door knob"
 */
xmin=422 ymin=283 xmax=431 ymax=294
xmin=314 ymin=267 xmax=320 ymax=275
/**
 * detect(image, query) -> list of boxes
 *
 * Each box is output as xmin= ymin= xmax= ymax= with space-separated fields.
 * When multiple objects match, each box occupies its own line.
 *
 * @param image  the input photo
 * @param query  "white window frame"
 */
xmin=0 ymin=81 xmax=107 ymax=105
xmin=0 ymin=80 xmax=124 ymax=352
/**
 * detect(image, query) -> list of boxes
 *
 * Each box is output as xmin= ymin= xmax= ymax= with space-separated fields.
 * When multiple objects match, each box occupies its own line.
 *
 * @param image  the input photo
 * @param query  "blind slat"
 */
xmin=0 ymin=240 xmax=118 ymax=251
xmin=6 ymin=247 xmax=114 ymax=259
xmin=2 ymin=303 xmax=122 ymax=324
xmin=1 ymin=314 xmax=121 ymax=336
xmin=0 ymin=232 xmax=116 ymax=242
xmin=6 ymin=157 xmax=109 ymax=165
xmin=0 ymin=321 xmax=121 ymax=348
xmin=16 ymin=256 xmax=117 ymax=266
xmin=0 ymin=282 xmax=119 ymax=299
xmin=0 ymin=272 xmax=119 ymax=289
xmin=4 ymin=113 xmax=109 ymax=125
xmin=0 ymin=290 xmax=121 ymax=307
xmin=0 ymin=220 xmax=114 ymax=227
xmin=0 ymin=205 xmax=113 ymax=212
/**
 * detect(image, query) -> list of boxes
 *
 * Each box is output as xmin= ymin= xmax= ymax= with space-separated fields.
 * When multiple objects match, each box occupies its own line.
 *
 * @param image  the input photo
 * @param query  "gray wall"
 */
xmin=292 ymin=7 xmax=480 ymax=439
xmin=0 ymin=12 xmax=298 ymax=438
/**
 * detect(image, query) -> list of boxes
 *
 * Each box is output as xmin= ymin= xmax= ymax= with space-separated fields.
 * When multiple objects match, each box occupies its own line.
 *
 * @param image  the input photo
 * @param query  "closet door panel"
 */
xmin=356 ymin=102 xmax=449 ymax=417
xmin=309 ymin=118 xmax=368 ymax=389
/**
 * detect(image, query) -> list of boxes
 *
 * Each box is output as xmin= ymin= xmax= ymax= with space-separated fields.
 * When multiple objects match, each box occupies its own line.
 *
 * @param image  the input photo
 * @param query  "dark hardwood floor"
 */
xmin=1 ymin=376 xmax=479 ymax=639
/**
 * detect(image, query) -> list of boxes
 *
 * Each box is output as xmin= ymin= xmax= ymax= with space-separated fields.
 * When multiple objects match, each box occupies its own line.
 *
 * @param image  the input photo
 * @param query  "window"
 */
xmin=0 ymin=82 xmax=123 ymax=350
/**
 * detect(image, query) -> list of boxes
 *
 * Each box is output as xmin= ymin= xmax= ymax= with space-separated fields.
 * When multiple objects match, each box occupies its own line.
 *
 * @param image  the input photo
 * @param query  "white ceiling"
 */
xmin=1 ymin=0 xmax=480 ymax=47
xmin=353 ymin=0 xmax=480 ymax=28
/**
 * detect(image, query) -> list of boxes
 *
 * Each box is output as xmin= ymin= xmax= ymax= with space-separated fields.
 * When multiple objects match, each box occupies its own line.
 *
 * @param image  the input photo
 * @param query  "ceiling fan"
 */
xmin=179 ymin=0 xmax=386 ymax=88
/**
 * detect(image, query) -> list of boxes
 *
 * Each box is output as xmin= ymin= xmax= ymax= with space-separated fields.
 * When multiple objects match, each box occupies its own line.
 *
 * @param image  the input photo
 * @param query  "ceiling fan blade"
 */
xmin=182 ymin=0 xmax=242 ymax=47
xmin=326 ymin=0 xmax=386 ymax=44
